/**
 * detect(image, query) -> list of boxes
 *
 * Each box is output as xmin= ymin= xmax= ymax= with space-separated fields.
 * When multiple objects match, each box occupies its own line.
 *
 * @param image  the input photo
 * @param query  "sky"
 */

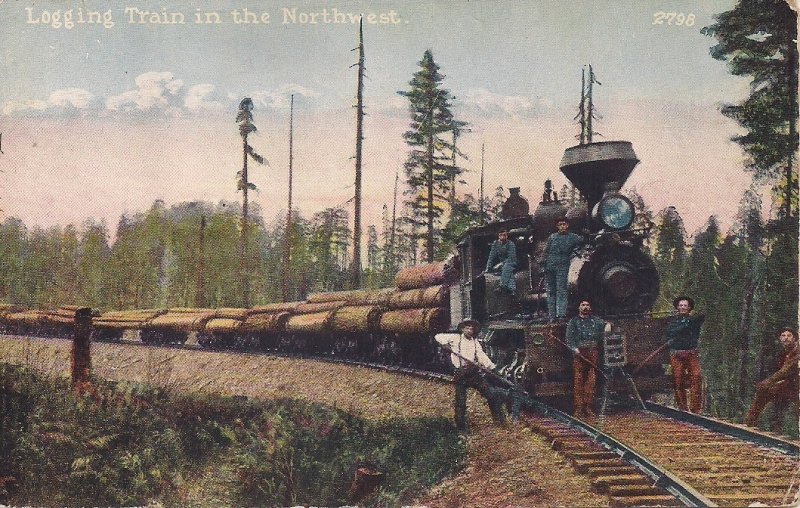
xmin=0 ymin=0 xmax=766 ymax=243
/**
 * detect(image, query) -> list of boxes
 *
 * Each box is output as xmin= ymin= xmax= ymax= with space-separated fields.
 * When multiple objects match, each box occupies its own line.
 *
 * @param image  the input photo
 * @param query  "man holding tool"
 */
xmin=565 ymin=300 xmax=606 ymax=418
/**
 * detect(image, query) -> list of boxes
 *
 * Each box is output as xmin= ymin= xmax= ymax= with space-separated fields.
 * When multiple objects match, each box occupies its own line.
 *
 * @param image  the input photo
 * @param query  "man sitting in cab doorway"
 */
xmin=435 ymin=319 xmax=508 ymax=433
xmin=542 ymin=219 xmax=583 ymax=320
xmin=566 ymin=300 xmax=606 ymax=418
xmin=744 ymin=327 xmax=799 ymax=432
xmin=485 ymin=229 xmax=518 ymax=295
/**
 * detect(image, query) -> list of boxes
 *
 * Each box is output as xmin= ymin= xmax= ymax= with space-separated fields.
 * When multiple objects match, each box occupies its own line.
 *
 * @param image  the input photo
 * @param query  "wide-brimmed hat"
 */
xmin=672 ymin=296 xmax=695 ymax=310
xmin=458 ymin=318 xmax=481 ymax=332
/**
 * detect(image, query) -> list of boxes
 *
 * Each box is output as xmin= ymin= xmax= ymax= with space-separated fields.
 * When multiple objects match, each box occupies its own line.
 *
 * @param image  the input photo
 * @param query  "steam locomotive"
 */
xmin=452 ymin=140 xmax=669 ymax=400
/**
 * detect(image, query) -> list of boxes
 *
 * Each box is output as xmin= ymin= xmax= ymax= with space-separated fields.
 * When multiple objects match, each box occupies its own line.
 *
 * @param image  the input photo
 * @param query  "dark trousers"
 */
xmin=453 ymin=366 xmax=507 ymax=432
xmin=670 ymin=350 xmax=702 ymax=413
xmin=744 ymin=379 xmax=799 ymax=431
xmin=545 ymin=266 xmax=569 ymax=318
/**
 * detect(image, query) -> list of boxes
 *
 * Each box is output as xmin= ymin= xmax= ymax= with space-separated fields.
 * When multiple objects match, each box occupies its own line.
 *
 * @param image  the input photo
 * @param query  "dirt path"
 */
xmin=1 ymin=335 xmax=608 ymax=506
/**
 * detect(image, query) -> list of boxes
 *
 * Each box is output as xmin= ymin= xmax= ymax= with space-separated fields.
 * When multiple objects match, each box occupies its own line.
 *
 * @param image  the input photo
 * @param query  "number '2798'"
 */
xmin=652 ymin=12 xmax=695 ymax=26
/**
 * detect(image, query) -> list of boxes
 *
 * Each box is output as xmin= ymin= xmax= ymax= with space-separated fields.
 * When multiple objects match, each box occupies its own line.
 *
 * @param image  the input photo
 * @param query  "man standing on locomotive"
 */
xmin=666 ymin=296 xmax=705 ymax=413
xmin=542 ymin=219 xmax=583 ymax=320
xmin=485 ymin=229 xmax=517 ymax=295
xmin=744 ymin=327 xmax=798 ymax=432
xmin=566 ymin=300 xmax=606 ymax=418
xmin=435 ymin=319 xmax=508 ymax=433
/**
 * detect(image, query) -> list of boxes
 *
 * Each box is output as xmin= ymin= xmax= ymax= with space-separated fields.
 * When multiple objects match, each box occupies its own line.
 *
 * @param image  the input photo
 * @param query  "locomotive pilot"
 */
xmin=744 ymin=328 xmax=799 ymax=432
xmin=542 ymin=219 xmax=583 ymax=320
xmin=566 ymin=300 xmax=606 ymax=418
xmin=435 ymin=319 xmax=508 ymax=433
xmin=485 ymin=230 xmax=518 ymax=295
xmin=666 ymin=296 xmax=705 ymax=413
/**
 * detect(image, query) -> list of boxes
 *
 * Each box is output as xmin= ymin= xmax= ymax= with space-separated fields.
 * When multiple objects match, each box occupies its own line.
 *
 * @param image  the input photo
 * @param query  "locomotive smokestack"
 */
xmin=559 ymin=141 xmax=639 ymax=213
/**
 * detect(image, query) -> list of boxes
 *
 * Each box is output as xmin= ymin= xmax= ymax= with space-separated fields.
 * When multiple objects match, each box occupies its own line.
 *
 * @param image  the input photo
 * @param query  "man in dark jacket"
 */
xmin=666 ymin=296 xmax=705 ymax=413
xmin=744 ymin=328 xmax=799 ymax=432
xmin=566 ymin=300 xmax=606 ymax=418
xmin=542 ymin=219 xmax=583 ymax=319
xmin=485 ymin=230 xmax=518 ymax=294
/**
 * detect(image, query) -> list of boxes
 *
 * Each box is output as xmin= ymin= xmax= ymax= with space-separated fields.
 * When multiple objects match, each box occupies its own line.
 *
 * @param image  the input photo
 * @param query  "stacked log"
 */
xmin=213 ymin=308 xmax=250 ymax=320
xmin=330 ymin=306 xmax=382 ymax=334
xmin=394 ymin=261 xmax=455 ymax=290
xmin=251 ymin=302 xmax=302 ymax=314
xmin=286 ymin=311 xmax=334 ymax=334
xmin=306 ymin=290 xmax=359 ymax=304
xmin=204 ymin=318 xmax=242 ymax=334
xmin=0 ymin=304 xmax=25 ymax=325
xmin=4 ymin=310 xmax=49 ymax=326
xmin=379 ymin=307 xmax=448 ymax=334
xmin=242 ymin=311 xmax=291 ymax=334
xmin=144 ymin=308 xmax=216 ymax=332
xmin=295 ymin=301 xmax=346 ymax=314
xmin=94 ymin=309 xmax=167 ymax=330
xmin=386 ymin=285 xmax=447 ymax=310
xmin=343 ymin=288 xmax=397 ymax=306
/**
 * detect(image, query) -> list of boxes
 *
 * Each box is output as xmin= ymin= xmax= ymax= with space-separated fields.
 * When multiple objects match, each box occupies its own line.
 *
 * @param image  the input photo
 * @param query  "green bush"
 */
xmin=0 ymin=364 xmax=465 ymax=507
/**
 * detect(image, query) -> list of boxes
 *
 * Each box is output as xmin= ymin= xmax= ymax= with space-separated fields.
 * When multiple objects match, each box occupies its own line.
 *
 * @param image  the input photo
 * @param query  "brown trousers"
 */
xmin=744 ymin=379 xmax=799 ymax=431
xmin=670 ymin=350 xmax=702 ymax=413
xmin=573 ymin=348 xmax=598 ymax=416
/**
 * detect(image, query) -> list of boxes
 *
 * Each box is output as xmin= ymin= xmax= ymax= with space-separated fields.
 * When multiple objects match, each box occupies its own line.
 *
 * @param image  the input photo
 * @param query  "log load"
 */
xmin=285 ymin=311 xmax=334 ymax=334
xmin=394 ymin=261 xmax=455 ymax=290
xmin=306 ymin=290 xmax=360 ymax=304
xmin=343 ymin=288 xmax=396 ymax=306
xmin=242 ymin=311 xmax=291 ymax=334
xmin=379 ymin=307 xmax=448 ymax=334
xmin=386 ymin=285 xmax=447 ymax=310
xmin=330 ymin=305 xmax=382 ymax=334
xmin=4 ymin=310 xmax=49 ymax=326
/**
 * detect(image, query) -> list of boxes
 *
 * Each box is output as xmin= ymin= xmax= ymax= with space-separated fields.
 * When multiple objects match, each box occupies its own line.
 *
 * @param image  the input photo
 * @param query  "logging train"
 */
xmin=0 ymin=140 xmax=674 ymax=401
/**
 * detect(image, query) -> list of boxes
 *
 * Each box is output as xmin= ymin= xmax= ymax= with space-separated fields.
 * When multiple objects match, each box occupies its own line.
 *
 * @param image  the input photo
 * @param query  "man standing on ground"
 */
xmin=485 ymin=230 xmax=517 ymax=295
xmin=435 ymin=319 xmax=507 ymax=432
xmin=744 ymin=328 xmax=798 ymax=432
xmin=566 ymin=300 xmax=606 ymax=418
xmin=666 ymin=296 xmax=705 ymax=413
xmin=542 ymin=219 xmax=583 ymax=319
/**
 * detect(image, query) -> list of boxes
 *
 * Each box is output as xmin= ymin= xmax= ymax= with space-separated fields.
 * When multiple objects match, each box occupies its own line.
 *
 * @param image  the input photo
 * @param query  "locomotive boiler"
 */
xmin=449 ymin=140 xmax=670 ymax=401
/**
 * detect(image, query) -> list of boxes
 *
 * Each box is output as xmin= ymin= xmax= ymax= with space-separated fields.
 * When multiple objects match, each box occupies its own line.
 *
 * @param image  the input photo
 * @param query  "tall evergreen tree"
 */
xmin=398 ymin=50 xmax=466 ymax=262
xmin=705 ymin=0 xmax=798 ymax=217
xmin=235 ymin=98 xmax=267 ymax=306
xmin=653 ymin=206 xmax=687 ymax=313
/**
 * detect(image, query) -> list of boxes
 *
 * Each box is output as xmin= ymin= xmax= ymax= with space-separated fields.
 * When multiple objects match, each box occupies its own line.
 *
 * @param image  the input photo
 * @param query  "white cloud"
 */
xmin=106 ymin=71 xmax=185 ymax=115
xmin=250 ymin=84 xmax=319 ymax=109
xmin=185 ymin=84 xmax=224 ymax=111
xmin=462 ymin=88 xmax=538 ymax=117
xmin=2 ymin=88 xmax=96 ymax=116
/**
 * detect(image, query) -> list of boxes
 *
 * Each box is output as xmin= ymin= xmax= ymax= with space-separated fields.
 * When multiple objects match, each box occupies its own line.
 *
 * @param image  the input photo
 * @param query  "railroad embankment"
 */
xmin=0 ymin=335 xmax=606 ymax=507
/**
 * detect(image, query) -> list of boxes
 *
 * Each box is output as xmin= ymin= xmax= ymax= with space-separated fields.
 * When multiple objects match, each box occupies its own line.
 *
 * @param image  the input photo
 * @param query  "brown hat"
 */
xmin=458 ymin=318 xmax=481 ymax=332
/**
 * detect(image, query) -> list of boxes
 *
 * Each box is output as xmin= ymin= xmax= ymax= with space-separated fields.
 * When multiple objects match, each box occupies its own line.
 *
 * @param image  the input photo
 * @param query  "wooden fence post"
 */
xmin=71 ymin=307 xmax=92 ymax=390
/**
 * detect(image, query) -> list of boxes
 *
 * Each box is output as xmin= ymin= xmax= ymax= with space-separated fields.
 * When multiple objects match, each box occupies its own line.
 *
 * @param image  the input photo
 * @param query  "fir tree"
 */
xmin=398 ymin=50 xmax=466 ymax=262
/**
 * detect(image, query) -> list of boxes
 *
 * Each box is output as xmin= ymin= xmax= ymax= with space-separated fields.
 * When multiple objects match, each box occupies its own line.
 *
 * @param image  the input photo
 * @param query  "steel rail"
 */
xmin=644 ymin=401 xmax=799 ymax=457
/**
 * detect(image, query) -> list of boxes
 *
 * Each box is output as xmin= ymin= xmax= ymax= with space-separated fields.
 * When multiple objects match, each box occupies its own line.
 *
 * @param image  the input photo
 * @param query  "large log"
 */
xmin=251 ymin=302 xmax=302 ymax=314
xmin=331 ymin=306 xmax=382 ymax=333
xmin=387 ymin=285 xmax=447 ymax=310
xmin=5 ymin=310 xmax=49 ymax=325
xmin=379 ymin=307 xmax=448 ymax=334
xmin=204 ymin=318 xmax=243 ymax=333
xmin=242 ymin=312 xmax=291 ymax=333
xmin=214 ymin=308 xmax=250 ymax=320
xmin=394 ymin=261 xmax=456 ymax=290
xmin=285 ymin=311 xmax=334 ymax=334
xmin=145 ymin=311 xmax=216 ymax=332
xmin=343 ymin=288 xmax=397 ymax=306
xmin=166 ymin=307 xmax=215 ymax=314
xmin=306 ymin=290 xmax=362 ymax=304
xmin=295 ymin=301 xmax=346 ymax=314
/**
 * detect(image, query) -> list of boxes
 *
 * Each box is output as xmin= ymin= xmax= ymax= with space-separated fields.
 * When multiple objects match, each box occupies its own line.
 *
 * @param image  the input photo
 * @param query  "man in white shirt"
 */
xmin=435 ymin=319 xmax=507 ymax=432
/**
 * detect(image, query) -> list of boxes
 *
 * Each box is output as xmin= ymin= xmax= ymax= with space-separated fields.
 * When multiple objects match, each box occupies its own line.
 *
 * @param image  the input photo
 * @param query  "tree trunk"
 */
xmin=240 ymin=136 xmax=249 ymax=307
xmin=426 ymin=117 xmax=435 ymax=262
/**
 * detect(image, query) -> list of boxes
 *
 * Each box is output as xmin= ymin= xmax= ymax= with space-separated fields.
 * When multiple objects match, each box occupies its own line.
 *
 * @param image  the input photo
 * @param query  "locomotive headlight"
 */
xmin=593 ymin=194 xmax=634 ymax=230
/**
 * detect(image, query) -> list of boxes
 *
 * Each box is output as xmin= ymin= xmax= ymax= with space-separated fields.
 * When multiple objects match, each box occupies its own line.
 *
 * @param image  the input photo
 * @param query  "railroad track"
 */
xmin=3 ymin=333 xmax=798 ymax=506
